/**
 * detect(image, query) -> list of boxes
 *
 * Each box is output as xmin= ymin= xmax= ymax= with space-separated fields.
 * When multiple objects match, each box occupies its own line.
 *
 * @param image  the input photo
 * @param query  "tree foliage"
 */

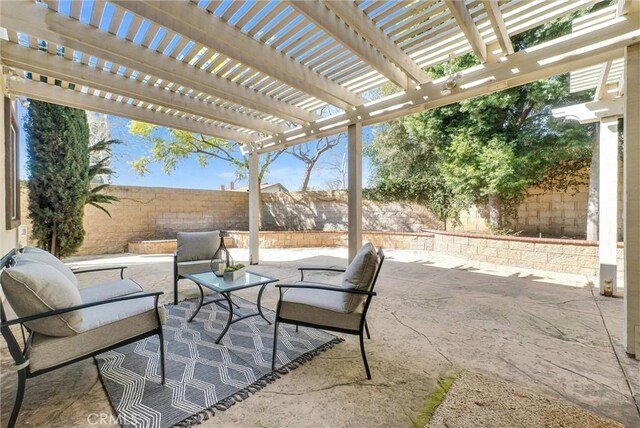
xmin=26 ymin=100 xmax=89 ymax=257
xmin=128 ymin=122 xmax=283 ymax=184
xmin=367 ymin=11 xmax=597 ymax=228
xmin=85 ymin=139 xmax=120 ymax=217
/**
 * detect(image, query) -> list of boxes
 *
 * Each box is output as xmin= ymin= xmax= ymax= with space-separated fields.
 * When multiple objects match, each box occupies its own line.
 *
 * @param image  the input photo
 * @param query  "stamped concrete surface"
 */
xmin=428 ymin=370 xmax=624 ymax=428
xmin=1 ymin=248 xmax=638 ymax=427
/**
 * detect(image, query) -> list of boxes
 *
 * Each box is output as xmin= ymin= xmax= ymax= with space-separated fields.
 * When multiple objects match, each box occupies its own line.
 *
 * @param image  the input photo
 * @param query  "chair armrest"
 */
xmin=0 ymin=291 xmax=164 ymax=328
xmin=298 ymin=267 xmax=346 ymax=281
xmin=275 ymin=283 xmax=376 ymax=296
xmin=72 ymin=266 xmax=127 ymax=280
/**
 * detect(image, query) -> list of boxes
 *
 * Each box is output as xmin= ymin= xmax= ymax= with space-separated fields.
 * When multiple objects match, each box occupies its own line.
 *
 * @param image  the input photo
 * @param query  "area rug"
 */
xmin=95 ymin=297 xmax=342 ymax=428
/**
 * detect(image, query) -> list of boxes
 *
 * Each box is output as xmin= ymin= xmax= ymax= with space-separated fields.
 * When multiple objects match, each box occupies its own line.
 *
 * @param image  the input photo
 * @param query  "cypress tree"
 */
xmin=25 ymin=100 xmax=89 ymax=257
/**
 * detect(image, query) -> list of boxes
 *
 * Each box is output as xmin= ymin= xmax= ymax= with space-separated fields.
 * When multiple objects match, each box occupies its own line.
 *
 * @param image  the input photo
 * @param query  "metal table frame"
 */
xmin=182 ymin=271 xmax=278 ymax=344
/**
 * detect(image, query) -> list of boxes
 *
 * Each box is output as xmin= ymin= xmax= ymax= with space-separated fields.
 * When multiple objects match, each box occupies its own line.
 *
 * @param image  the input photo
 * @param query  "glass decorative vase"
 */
xmin=210 ymin=230 xmax=233 ymax=276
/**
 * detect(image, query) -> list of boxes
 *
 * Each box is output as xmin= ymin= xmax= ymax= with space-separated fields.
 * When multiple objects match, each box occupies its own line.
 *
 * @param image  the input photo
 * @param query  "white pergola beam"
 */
xmin=551 ymin=98 xmax=624 ymax=124
xmin=256 ymin=13 xmax=640 ymax=152
xmin=292 ymin=0 xmax=429 ymax=88
xmin=248 ymin=152 xmax=260 ymax=265
xmin=482 ymin=0 xmax=514 ymax=56
xmin=113 ymin=0 xmax=364 ymax=111
xmin=347 ymin=122 xmax=362 ymax=262
xmin=617 ymin=0 xmax=634 ymax=17
xmin=624 ymin=42 xmax=640 ymax=359
xmin=8 ymin=78 xmax=251 ymax=142
xmin=0 ymin=41 xmax=284 ymax=135
xmin=0 ymin=0 xmax=317 ymax=125
xmin=445 ymin=0 xmax=488 ymax=62
xmin=598 ymin=116 xmax=619 ymax=296
xmin=594 ymin=61 xmax=613 ymax=101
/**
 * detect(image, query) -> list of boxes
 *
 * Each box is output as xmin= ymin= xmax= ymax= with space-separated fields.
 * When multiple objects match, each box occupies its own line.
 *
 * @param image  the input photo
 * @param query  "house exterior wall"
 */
xmin=0 ymin=85 xmax=18 ymax=256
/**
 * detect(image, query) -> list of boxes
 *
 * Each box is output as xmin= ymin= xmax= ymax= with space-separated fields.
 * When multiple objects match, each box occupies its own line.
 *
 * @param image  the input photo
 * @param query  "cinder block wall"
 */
xmin=19 ymin=182 xmax=623 ymax=256
xmin=261 ymin=190 xmax=443 ymax=232
xmin=432 ymin=231 xmax=624 ymax=277
xmin=20 ymin=186 xmax=249 ymax=255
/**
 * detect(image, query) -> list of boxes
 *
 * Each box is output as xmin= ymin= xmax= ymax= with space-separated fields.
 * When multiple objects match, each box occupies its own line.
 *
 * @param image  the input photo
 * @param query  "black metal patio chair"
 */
xmin=272 ymin=243 xmax=384 ymax=379
xmin=0 ymin=248 xmax=165 ymax=428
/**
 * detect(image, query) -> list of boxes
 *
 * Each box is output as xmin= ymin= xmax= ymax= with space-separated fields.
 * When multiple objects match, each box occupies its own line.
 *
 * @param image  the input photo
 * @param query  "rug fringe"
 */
xmin=174 ymin=337 xmax=344 ymax=427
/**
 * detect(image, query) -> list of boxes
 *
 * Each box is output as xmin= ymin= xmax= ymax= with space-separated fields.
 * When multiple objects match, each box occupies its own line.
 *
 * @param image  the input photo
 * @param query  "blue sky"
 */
xmin=19 ymin=106 xmax=375 ymax=191
xmin=18 ymin=0 xmax=388 ymax=190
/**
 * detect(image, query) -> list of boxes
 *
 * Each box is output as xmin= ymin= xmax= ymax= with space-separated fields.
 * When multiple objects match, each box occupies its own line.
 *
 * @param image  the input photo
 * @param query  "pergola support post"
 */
xmin=624 ymin=42 xmax=640 ymax=358
xmin=598 ymin=116 xmax=619 ymax=296
xmin=249 ymin=152 xmax=260 ymax=265
xmin=348 ymin=123 xmax=362 ymax=262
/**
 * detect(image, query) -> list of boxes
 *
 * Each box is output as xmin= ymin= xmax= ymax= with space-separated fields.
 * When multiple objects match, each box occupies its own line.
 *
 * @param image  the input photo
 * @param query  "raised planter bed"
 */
xmin=127 ymin=239 xmax=178 ymax=255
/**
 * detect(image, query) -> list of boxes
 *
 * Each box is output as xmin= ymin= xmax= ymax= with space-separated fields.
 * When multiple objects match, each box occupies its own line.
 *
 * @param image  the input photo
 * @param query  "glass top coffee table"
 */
xmin=182 ymin=271 xmax=278 ymax=344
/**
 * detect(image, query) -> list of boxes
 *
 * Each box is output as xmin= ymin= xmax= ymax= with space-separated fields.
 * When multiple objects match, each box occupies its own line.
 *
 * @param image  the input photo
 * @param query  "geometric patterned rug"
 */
xmin=95 ymin=297 xmax=342 ymax=428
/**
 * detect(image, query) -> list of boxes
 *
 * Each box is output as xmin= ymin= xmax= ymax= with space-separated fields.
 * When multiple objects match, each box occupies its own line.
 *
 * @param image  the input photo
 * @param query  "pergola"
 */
xmin=0 ymin=0 xmax=639 ymax=358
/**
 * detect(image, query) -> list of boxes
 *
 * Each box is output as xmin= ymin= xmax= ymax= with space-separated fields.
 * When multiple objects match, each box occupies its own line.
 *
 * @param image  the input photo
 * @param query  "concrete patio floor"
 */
xmin=1 ymin=248 xmax=638 ymax=427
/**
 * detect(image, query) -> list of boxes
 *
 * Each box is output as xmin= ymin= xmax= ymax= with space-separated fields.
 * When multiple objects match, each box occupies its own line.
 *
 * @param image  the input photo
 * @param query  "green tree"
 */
xmin=85 ymin=139 xmax=120 ymax=216
xmin=128 ymin=122 xmax=283 ymax=184
xmin=26 ymin=100 xmax=89 ymax=257
xmin=367 ymin=12 xmax=596 ymax=229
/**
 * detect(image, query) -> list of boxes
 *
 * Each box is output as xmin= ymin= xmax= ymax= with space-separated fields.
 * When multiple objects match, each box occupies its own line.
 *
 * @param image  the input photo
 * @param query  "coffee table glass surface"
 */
xmin=182 ymin=270 xmax=278 ymax=344
xmin=185 ymin=271 xmax=277 ymax=293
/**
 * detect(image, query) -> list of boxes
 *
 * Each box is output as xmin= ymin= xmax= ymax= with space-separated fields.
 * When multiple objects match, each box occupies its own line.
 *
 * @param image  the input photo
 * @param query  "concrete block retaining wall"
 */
xmin=431 ymin=231 xmax=624 ymax=277
xmin=125 ymin=230 xmax=621 ymax=277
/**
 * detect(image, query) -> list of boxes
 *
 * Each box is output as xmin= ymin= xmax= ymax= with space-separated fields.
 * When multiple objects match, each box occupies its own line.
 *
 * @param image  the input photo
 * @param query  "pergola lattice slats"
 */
xmin=482 ymin=0 xmax=514 ymax=56
xmin=444 ymin=0 xmax=488 ymax=62
xmin=7 ymin=76 xmax=253 ymax=142
xmin=111 ymin=0 xmax=364 ymax=110
xmin=0 ymin=0 xmax=318 ymax=127
xmin=254 ymin=13 xmax=640 ymax=151
xmin=296 ymin=1 xmax=430 ymax=87
xmin=0 ymin=41 xmax=283 ymax=135
xmin=0 ymin=0 xmax=636 ymax=151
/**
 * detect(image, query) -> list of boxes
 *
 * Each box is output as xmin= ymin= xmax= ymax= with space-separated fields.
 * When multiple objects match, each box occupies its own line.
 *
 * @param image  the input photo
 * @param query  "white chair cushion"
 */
xmin=78 ymin=278 xmax=143 ymax=303
xmin=280 ymin=282 xmax=362 ymax=331
xmin=21 ymin=246 xmax=78 ymax=286
xmin=28 ymin=295 xmax=160 ymax=372
xmin=1 ymin=255 xmax=83 ymax=336
xmin=341 ymin=243 xmax=378 ymax=312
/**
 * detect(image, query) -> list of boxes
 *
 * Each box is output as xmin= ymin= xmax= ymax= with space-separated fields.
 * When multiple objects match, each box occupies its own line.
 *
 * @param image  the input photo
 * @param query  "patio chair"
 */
xmin=0 ymin=248 xmax=165 ymax=428
xmin=173 ymin=230 xmax=221 ymax=305
xmin=272 ymin=243 xmax=384 ymax=379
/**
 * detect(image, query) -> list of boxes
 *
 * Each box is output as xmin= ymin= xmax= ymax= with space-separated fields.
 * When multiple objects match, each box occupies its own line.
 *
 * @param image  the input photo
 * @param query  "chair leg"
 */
xmin=365 ymin=320 xmax=371 ymax=339
xmin=9 ymin=368 xmax=27 ymax=428
xmin=295 ymin=325 xmax=299 ymax=333
xmin=359 ymin=332 xmax=372 ymax=380
xmin=173 ymin=276 xmax=179 ymax=306
xmin=158 ymin=329 xmax=166 ymax=385
xmin=271 ymin=321 xmax=280 ymax=371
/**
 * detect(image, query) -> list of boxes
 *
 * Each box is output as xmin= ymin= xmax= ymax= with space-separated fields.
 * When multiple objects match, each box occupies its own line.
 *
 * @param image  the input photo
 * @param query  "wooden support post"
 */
xmin=249 ymin=152 xmax=260 ymax=265
xmin=598 ymin=116 xmax=619 ymax=296
xmin=624 ymin=43 xmax=640 ymax=358
xmin=348 ymin=123 xmax=362 ymax=262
